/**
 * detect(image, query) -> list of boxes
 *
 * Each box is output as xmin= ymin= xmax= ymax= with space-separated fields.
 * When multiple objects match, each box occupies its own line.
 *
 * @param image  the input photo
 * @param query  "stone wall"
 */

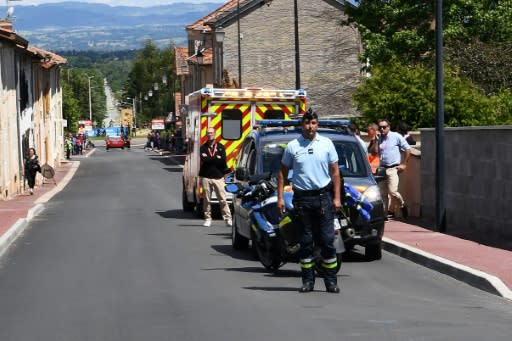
xmin=421 ymin=127 xmax=512 ymax=238
xmin=221 ymin=0 xmax=361 ymax=117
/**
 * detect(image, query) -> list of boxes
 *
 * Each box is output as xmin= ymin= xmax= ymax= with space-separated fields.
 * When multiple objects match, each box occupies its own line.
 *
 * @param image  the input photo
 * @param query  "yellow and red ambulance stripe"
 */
xmin=200 ymin=102 xmax=252 ymax=169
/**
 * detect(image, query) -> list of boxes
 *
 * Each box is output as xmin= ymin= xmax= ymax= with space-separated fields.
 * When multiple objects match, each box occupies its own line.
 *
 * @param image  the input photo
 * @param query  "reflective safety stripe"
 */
xmin=279 ymin=215 xmax=292 ymax=228
xmin=323 ymin=257 xmax=337 ymax=264
xmin=301 ymin=262 xmax=315 ymax=269
xmin=300 ymin=257 xmax=314 ymax=269
xmin=321 ymin=262 xmax=338 ymax=269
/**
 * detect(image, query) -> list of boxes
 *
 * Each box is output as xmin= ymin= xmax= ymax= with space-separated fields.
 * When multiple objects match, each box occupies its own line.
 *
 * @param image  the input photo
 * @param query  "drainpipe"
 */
xmin=15 ymin=52 xmax=24 ymax=193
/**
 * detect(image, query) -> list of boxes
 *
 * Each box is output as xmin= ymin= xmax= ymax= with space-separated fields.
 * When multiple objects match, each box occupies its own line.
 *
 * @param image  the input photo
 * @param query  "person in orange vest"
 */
xmin=366 ymin=122 xmax=380 ymax=174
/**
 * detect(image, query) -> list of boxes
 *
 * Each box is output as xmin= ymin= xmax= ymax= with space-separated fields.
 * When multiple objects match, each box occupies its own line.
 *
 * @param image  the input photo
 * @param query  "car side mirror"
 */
xmin=374 ymin=166 xmax=386 ymax=182
xmin=225 ymin=183 xmax=243 ymax=194
xmin=235 ymin=167 xmax=249 ymax=181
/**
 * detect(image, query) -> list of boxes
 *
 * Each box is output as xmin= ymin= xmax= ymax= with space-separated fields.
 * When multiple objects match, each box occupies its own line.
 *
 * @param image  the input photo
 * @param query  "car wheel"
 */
xmin=182 ymin=183 xmax=194 ymax=212
xmin=253 ymin=231 xmax=281 ymax=271
xmin=232 ymin=215 xmax=249 ymax=250
xmin=365 ymin=242 xmax=382 ymax=261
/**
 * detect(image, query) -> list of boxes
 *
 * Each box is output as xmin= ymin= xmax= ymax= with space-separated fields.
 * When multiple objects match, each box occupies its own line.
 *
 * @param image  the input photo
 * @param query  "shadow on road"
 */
xmin=162 ymin=167 xmax=182 ymax=173
xmin=211 ymin=244 xmax=256 ymax=262
xmin=342 ymin=248 xmax=373 ymax=263
xmin=242 ymin=286 xmax=299 ymax=292
xmin=155 ymin=209 xmax=197 ymax=220
xmin=207 ymin=232 xmax=231 ymax=239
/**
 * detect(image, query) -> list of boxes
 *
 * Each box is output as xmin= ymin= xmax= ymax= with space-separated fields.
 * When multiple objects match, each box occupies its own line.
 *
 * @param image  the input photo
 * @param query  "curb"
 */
xmin=0 ymin=219 xmax=28 ymax=260
xmin=382 ymin=237 xmax=512 ymax=301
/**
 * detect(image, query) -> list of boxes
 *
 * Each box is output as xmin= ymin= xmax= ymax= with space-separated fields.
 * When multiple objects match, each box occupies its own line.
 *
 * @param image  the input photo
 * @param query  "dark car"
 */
xmin=230 ymin=119 xmax=386 ymax=260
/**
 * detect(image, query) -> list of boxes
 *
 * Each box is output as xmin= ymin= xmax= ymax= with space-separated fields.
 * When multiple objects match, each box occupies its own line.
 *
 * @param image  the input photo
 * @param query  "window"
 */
xmin=262 ymin=142 xmax=288 ymax=176
xmin=222 ymin=109 xmax=242 ymax=140
xmin=334 ymin=141 xmax=368 ymax=177
xmin=264 ymin=109 xmax=285 ymax=119
xmin=247 ymin=149 xmax=257 ymax=176
xmin=236 ymin=138 xmax=253 ymax=169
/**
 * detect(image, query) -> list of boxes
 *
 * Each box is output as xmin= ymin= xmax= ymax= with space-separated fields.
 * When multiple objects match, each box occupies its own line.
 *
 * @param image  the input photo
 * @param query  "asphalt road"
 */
xmin=0 ymin=145 xmax=511 ymax=341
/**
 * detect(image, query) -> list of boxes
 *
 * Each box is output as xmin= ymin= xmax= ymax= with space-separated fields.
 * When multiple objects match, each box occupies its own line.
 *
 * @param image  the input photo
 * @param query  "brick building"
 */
xmin=178 ymin=0 xmax=362 ymax=118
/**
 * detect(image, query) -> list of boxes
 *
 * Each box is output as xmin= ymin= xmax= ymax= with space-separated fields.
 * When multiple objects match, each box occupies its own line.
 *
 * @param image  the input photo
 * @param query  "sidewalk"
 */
xmin=0 ymin=150 xmax=511 ymax=301
xmin=0 ymin=150 xmax=90 ymax=259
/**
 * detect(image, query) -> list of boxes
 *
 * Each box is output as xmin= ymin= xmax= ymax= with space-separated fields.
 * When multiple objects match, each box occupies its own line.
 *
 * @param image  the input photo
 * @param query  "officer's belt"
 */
xmin=293 ymin=183 xmax=332 ymax=198
xmin=382 ymin=164 xmax=399 ymax=168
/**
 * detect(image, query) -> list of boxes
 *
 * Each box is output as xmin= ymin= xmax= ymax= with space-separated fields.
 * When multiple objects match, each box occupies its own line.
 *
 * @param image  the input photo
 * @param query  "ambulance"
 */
xmin=181 ymin=87 xmax=307 ymax=216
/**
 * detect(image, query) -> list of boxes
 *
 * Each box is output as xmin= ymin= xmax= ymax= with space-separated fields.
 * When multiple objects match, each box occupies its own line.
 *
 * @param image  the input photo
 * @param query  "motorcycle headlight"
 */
xmin=362 ymin=185 xmax=382 ymax=202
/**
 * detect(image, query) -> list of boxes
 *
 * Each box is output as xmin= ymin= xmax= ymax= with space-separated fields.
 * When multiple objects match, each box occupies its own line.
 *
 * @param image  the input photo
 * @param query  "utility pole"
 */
xmin=293 ymin=0 xmax=300 ymax=89
xmin=435 ymin=0 xmax=446 ymax=232
xmin=237 ymin=0 xmax=242 ymax=88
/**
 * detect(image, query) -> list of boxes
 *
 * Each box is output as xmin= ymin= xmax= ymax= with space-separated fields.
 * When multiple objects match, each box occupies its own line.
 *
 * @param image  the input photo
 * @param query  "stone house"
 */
xmin=0 ymin=21 xmax=66 ymax=200
xmin=178 ymin=0 xmax=362 ymax=118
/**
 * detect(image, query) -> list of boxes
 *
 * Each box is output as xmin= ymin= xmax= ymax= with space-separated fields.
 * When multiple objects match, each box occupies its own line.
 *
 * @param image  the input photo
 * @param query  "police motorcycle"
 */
xmin=225 ymin=173 xmax=374 ymax=273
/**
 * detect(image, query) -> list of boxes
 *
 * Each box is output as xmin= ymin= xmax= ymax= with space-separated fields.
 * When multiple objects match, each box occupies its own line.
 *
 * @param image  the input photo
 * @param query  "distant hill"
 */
xmin=11 ymin=2 xmax=222 ymax=51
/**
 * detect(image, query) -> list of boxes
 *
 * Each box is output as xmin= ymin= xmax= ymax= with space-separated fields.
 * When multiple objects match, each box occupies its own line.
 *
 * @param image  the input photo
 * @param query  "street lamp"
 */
xmin=126 ymin=97 xmax=137 ymax=131
xmin=87 ymin=75 xmax=94 ymax=121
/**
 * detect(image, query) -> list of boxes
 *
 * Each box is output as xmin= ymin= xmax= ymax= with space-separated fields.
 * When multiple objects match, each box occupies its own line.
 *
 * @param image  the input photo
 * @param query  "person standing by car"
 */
xmin=377 ymin=119 xmax=411 ymax=219
xmin=277 ymin=110 xmax=342 ymax=294
xmin=367 ymin=122 xmax=380 ymax=174
xmin=199 ymin=127 xmax=232 ymax=228
xmin=24 ymin=148 xmax=41 ymax=195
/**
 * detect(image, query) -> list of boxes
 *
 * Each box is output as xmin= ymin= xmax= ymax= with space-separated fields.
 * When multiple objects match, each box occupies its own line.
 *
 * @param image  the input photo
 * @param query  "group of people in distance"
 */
xmin=198 ymin=112 xmax=415 ymax=294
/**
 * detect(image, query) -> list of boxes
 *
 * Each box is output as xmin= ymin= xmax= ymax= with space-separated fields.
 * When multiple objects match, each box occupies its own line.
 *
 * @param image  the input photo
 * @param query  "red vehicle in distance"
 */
xmin=106 ymin=136 xmax=125 ymax=150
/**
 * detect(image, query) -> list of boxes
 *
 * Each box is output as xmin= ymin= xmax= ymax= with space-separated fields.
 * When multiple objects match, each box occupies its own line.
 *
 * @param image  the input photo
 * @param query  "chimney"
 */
xmin=0 ymin=20 xmax=13 ymax=32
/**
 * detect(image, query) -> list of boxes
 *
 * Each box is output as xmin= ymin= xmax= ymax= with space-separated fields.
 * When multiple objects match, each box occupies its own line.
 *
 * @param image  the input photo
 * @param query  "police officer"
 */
xmin=277 ymin=110 xmax=342 ymax=293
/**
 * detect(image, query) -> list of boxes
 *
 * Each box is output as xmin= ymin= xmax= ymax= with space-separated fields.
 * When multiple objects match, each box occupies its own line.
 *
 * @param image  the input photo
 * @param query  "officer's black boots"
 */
xmin=323 ymin=267 xmax=340 ymax=294
xmin=299 ymin=268 xmax=315 ymax=293
xmin=299 ymin=282 xmax=315 ymax=293
xmin=325 ymin=282 xmax=340 ymax=293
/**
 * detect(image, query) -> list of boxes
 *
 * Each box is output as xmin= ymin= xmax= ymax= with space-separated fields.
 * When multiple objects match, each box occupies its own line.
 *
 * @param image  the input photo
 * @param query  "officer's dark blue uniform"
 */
xmin=277 ymin=110 xmax=342 ymax=293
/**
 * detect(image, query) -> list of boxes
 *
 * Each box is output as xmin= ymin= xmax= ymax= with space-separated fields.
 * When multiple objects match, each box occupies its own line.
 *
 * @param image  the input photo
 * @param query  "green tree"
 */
xmin=344 ymin=0 xmax=512 ymax=66
xmin=353 ymin=61 xmax=495 ymax=128
xmin=62 ymin=68 xmax=107 ymax=130
xmin=123 ymin=40 xmax=177 ymax=126
xmin=343 ymin=0 xmax=512 ymax=127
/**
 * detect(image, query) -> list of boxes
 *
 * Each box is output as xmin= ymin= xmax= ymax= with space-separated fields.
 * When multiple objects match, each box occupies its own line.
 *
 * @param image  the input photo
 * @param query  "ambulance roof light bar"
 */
xmin=203 ymin=87 xmax=306 ymax=99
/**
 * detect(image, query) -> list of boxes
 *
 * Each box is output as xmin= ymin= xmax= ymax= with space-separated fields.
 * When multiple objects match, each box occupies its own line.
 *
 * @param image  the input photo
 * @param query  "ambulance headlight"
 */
xmin=363 ymin=185 xmax=382 ymax=202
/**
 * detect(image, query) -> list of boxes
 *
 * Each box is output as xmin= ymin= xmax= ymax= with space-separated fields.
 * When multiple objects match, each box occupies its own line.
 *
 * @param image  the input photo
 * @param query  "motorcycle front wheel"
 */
xmin=252 ymin=230 xmax=281 ymax=271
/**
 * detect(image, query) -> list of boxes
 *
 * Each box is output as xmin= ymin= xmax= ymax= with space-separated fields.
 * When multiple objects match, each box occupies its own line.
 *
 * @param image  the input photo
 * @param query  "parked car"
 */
xmin=230 ymin=119 xmax=386 ymax=260
xmin=106 ymin=136 xmax=125 ymax=150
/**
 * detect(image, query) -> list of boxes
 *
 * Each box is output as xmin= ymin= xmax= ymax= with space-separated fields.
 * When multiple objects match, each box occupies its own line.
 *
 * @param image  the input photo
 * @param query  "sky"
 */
xmin=14 ymin=0 xmax=225 ymax=6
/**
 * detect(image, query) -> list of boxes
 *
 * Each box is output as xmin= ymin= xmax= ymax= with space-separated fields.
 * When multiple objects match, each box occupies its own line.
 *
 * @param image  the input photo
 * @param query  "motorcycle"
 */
xmin=226 ymin=173 xmax=374 ymax=274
